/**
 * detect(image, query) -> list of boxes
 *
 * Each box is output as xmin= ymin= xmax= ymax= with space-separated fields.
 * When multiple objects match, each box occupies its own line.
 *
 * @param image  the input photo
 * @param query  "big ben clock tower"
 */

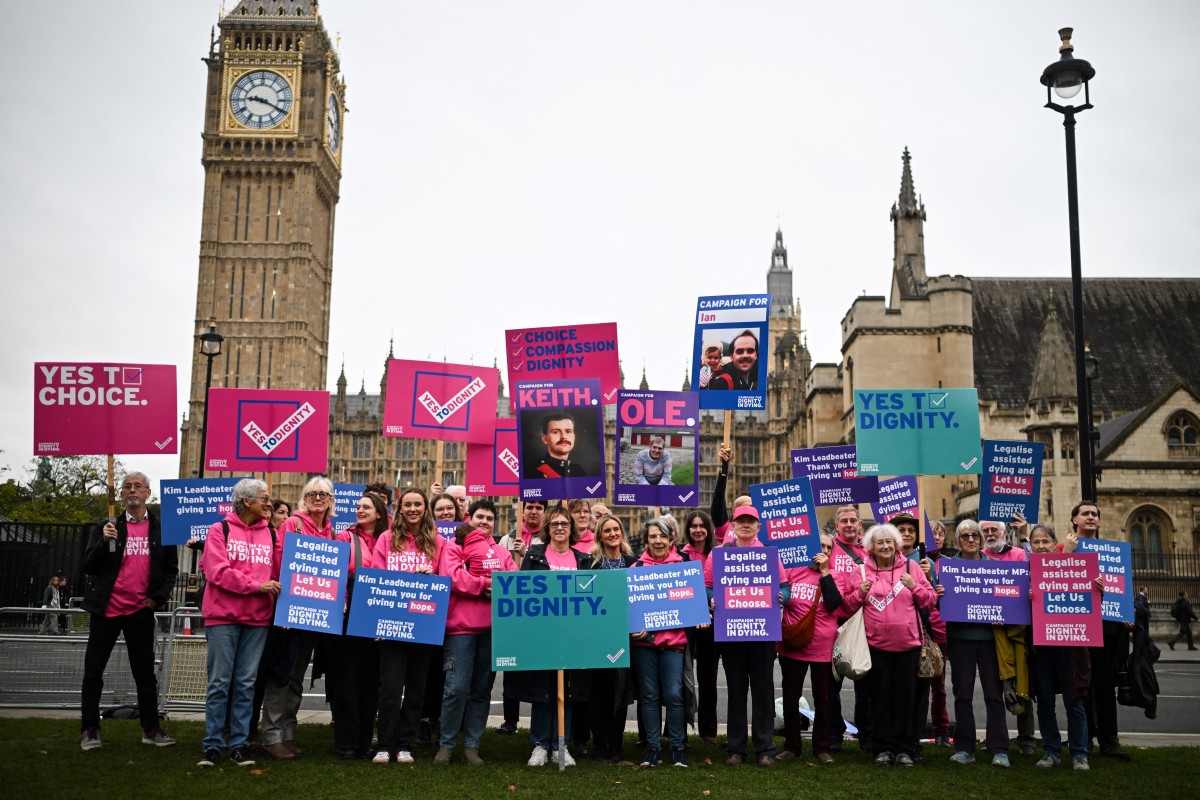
xmin=181 ymin=0 xmax=346 ymax=502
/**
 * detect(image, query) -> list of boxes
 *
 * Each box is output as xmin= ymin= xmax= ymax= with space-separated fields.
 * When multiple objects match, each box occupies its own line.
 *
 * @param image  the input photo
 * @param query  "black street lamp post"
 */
xmin=1041 ymin=27 xmax=1097 ymax=502
xmin=197 ymin=324 xmax=225 ymax=478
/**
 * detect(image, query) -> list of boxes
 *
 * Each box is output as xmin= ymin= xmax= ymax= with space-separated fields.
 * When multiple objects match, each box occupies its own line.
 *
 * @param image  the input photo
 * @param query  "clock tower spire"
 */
xmin=181 ymin=1 xmax=347 ymax=500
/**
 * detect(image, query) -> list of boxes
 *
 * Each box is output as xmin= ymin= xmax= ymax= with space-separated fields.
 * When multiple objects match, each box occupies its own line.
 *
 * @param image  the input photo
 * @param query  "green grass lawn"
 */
xmin=671 ymin=463 xmax=694 ymax=487
xmin=4 ymin=718 xmax=1191 ymax=800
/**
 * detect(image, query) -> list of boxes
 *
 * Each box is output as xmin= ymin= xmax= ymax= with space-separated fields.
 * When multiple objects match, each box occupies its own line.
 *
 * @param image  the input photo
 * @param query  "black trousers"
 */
xmin=867 ymin=646 xmax=920 ymax=757
xmin=720 ymin=641 xmax=777 ymax=758
xmin=692 ymin=625 xmax=719 ymax=738
xmin=1169 ymin=621 xmax=1195 ymax=649
xmin=328 ymin=634 xmax=380 ymax=754
xmin=586 ymin=668 xmax=629 ymax=759
xmin=80 ymin=607 xmax=159 ymax=732
xmin=1087 ymin=621 xmax=1130 ymax=747
xmin=378 ymin=641 xmax=435 ymax=752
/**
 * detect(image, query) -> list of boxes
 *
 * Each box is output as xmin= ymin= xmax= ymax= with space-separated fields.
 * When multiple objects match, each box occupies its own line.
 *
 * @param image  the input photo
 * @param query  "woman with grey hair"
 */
xmin=261 ymin=475 xmax=336 ymax=760
xmin=841 ymin=524 xmax=936 ymax=767
xmin=198 ymin=478 xmax=282 ymax=768
xmin=945 ymin=518 xmax=1010 ymax=768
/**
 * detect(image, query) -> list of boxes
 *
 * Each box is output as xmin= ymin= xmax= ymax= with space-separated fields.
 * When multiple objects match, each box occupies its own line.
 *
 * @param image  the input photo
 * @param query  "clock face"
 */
xmin=326 ymin=94 xmax=341 ymax=153
xmin=229 ymin=70 xmax=293 ymax=130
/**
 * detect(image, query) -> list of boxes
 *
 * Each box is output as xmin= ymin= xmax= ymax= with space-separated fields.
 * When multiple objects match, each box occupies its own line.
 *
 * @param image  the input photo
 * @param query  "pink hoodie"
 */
xmin=778 ymin=566 xmax=852 ymax=663
xmin=680 ymin=542 xmax=710 ymax=571
xmin=445 ymin=529 xmax=517 ymax=635
xmin=840 ymin=556 xmax=936 ymax=652
xmin=573 ymin=528 xmax=596 ymax=554
xmin=201 ymin=513 xmax=282 ymax=627
xmin=372 ymin=528 xmax=449 ymax=575
xmin=985 ymin=544 xmax=1028 ymax=563
xmin=633 ymin=548 xmax=689 ymax=650
xmin=280 ymin=511 xmax=333 ymax=539
xmin=335 ymin=524 xmax=382 ymax=575
xmin=829 ymin=537 xmax=866 ymax=576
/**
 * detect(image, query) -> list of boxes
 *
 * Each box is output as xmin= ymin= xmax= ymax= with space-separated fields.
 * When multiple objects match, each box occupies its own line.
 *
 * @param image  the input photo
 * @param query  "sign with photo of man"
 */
xmin=613 ymin=390 xmax=699 ymax=507
xmin=515 ymin=378 xmax=606 ymax=502
xmin=692 ymin=294 xmax=770 ymax=411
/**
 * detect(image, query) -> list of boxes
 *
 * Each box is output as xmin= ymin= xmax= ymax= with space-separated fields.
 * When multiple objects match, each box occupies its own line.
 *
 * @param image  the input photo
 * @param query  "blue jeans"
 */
xmin=632 ymin=646 xmax=685 ymax=751
xmin=1033 ymin=647 xmax=1089 ymax=759
xmin=440 ymin=632 xmax=494 ymax=749
xmin=530 ymin=701 xmax=573 ymax=751
xmin=204 ymin=624 xmax=268 ymax=750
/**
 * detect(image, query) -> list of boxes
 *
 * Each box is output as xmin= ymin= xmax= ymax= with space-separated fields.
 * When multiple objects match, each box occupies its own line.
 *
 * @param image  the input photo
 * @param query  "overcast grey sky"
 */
xmin=2 ymin=1 xmax=1198 ymax=494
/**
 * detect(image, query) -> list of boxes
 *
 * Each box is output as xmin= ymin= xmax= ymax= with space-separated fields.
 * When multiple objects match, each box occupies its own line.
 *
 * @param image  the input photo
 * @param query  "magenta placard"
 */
xmin=34 ymin=363 xmax=178 ymax=456
xmin=465 ymin=417 xmax=520 ymax=497
xmin=504 ymin=322 xmax=620 ymax=411
xmin=1031 ymin=552 xmax=1102 ymax=647
xmin=204 ymin=388 xmax=330 ymax=473
xmin=382 ymin=359 xmax=499 ymax=444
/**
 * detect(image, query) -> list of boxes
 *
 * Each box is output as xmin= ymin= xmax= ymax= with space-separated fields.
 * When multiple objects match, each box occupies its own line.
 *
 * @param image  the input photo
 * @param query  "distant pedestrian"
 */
xmin=1168 ymin=592 xmax=1197 ymax=651
xmin=1134 ymin=587 xmax=1151 ymax=636
xmin=38 ymin=576 xmax=62 ymax=634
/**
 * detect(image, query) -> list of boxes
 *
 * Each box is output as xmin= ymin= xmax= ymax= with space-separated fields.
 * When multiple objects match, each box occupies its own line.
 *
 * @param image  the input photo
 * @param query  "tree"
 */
xmin=0 ymin=456 xmax=128 ymax=524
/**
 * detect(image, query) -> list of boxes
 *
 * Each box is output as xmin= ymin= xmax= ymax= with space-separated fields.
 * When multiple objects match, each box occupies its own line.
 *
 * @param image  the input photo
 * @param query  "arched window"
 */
xmin=1166 ymin=411 xmax=1200 ymax=457
xmin=1129 ymin=507 xmax=1168 ymax=570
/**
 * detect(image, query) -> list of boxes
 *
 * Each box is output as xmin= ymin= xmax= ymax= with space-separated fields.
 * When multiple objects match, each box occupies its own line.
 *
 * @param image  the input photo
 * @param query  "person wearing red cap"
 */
xmin=703 ymin=505 xmax=789 ymax=767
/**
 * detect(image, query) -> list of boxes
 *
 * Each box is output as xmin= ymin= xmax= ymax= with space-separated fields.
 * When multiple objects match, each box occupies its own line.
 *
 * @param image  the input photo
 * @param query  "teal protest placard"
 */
xmin=491 ymin=570 xmax=630 ymax=671
xmin=853 ymin=388 xmax=982 ymax=476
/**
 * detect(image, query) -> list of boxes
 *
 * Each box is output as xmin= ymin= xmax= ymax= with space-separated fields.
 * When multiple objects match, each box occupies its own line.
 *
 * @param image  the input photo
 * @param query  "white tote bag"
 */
xmin=831 ymin=565 xmax=872 ymax=681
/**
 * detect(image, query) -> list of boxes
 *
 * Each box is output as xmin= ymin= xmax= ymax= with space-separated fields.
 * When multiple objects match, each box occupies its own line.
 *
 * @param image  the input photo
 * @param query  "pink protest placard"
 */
xmin=1031 ymin=552 xmax=1102 ymax=647
xmin=465 ymin=417 xmax=519 ymax=497
xmin=382 ymin=359 xmax=499 ymax=444
xmin=34 ymin=363 xmax=178 ymax=456
xmin=204 ymin=388 xmax=330 ymax=473
xmin=505 ymin=322 xmax=620 ymax=411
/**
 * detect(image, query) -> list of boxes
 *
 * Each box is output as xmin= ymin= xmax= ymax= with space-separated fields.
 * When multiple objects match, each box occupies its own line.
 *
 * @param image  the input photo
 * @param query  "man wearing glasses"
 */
xmin=705 ymin=330 xmax=760 ymax=391
xmin=79 ymin=472 xmax=179 ymax=750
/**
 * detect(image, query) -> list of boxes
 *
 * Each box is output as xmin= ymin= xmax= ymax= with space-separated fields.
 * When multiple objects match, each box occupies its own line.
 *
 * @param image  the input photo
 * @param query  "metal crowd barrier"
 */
xmin=0 ymin=605 xmax=209 ymax=716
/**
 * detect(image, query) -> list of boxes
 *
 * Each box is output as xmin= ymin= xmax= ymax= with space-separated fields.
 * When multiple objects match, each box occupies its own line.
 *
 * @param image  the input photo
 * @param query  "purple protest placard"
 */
xmin=1032 ymin=552 xmax=1101 ymax=646
xmin=790 ymin=446 xmax=879 ymax=505
xmin=869 ymin=475 xmax=935 ymax=546
xmin=514 ymin=378 xmax=606 ymax=502
xmin=505 ymin=322 xmax=620 ymax=412
xmin=693 ymin=294 xmax=770 ymax=411
xmin=749 ymin=478 xmax=820 ymax=568
xmin=712 ymin=547 xmax=781 ymax=642
xmin=937 ymin=558 xmax=1030 ymax=625
xmin=1077 ymin=539 xmax=1134 ymax=623
xmin=978 ymin=440 xmax=1044 ymax=524
xmin=614 ymin=390 xmax=699 ymax=507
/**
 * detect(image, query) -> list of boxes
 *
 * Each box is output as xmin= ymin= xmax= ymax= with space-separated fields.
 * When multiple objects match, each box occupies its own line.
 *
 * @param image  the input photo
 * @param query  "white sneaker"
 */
xmin=557 ymin=747 xmax=576 ymax=767
xmin=396 ymin=750 xmax=415 ymax=763
xmin=527 ymin=745 xmax=549 ymax=767
xmin=372 ymin=750 xmax=391 ymax=764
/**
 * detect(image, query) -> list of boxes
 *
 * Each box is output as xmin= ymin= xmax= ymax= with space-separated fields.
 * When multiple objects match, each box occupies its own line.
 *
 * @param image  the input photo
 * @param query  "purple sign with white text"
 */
xmin=790 ymin=446 xmax=879 ymax=505
xmin=515 ymin=378 xmax=606 ymax=502
xmin=937 ymin=558 xmax=1030 ymax=625
xmin=712 ymin=547 xmax=781 ymax=643
xmin=614 ymin=390 xmax=699 ymax=507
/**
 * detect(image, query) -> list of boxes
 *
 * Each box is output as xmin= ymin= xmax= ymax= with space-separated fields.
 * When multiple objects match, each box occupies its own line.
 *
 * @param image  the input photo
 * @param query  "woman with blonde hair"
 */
xmin=584 ymin=514 xmax=637 ymax=761
xmin=370 ymin=488 xmax=451 ymax=765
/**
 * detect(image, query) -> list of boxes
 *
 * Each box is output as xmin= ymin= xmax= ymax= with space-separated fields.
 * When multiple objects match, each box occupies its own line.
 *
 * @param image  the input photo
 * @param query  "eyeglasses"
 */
xmin=548 ymin=521 xmax=570 ymax=529
xmin=979 ymin=526 xmax=1005 ymax=535
xmin=305 ymin=492 xmax=333 ymax=500
xmin=121 ymin=483 xmax=148 ymax=491
xmin=959 ymin=532 xmax=981 ymax=540
xmin=255 ymin=495 xmax=272 ymax=503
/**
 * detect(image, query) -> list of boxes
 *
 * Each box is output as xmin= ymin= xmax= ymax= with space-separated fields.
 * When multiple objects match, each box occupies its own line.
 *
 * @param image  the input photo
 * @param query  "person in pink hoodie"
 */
xmin=632 ymin=518 xmax=703 ymax=768
xmin=777 ymin=532 xmax=848 ymax=764
xmin=568 ymin=499 xmax=595 ymax=554
xmin=678 ymin=510 xmax=719 ymax=744
xmin=435 ymin=499 xmax=515 ymax=766
xmin=261 ymin=475 xmax=335 ymax=760
xmin=198 ymin=479 xmax=282 ymax=769
xmin=370 ymin=488 xmax=450 ymax=765
xmin=327 ymin=493 xmax=388 ymax=759
xmin=840 ymin=523 xmax=936 ymax=768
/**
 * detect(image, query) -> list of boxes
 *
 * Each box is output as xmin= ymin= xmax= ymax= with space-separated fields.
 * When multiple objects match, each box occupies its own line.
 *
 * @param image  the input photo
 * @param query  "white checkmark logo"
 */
xmin=586 ymin=481 xmax=602 ymax=494
xmin=154 ymin=436 xmax=173 ymax=450
xmin=418 ymin=377 xmax=486 ymax=425
xmin=679 ymin=491 xmax=695 ymax=502
xmin=576 ymin=575 xmax=596 ymax=591
xmin=604 ymin=388 xmax=618 ymax=401
xmin=243 ymin=402 xmax=317 ymax=455
xmin=607 ymin=648 xmax=625 ymax=663
xmin=930 ymin=393 xmax=948 ymax=407
xmin=961 ymin=457 xmax=978 ymax=469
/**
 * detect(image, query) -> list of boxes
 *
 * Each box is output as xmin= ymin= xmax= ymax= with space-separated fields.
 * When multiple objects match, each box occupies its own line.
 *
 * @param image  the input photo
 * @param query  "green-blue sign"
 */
xmin=491 ymin=570 xmax=630 ymax=671
xmin=853 ymin=388 xmax=982 ymax=476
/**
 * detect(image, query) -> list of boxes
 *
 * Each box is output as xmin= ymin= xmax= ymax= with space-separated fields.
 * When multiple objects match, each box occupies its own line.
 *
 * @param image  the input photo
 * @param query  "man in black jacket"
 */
xmin=79 ymin=472 xmax=179 ymax=751
xmin=1168 ymin=592 xmax=1197 ymax=651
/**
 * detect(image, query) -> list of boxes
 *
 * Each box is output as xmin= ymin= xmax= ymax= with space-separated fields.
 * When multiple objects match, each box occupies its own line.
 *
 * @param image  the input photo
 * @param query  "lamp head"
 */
xmin=199 ymin=324 xmax=224 ymax=357
xmin=1040 ymin=28 xmax=1095 ymax=101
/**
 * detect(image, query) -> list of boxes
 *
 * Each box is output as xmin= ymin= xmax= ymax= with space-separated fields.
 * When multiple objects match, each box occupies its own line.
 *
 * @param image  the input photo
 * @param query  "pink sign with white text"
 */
xmin=34 ymin=363 xmax=178 ymax=456
xmin=466 ymin=417 xmax=519 ymax=497
xmin=204 ymin=388 xmax=330 ymax=473
xmin=505 ymin=322 xmax=620 ymax=411
xmin=382 ymin=359 xmax=499 ymax=444
xmin=1031 ymin=552 xmax=1102 ymax=647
